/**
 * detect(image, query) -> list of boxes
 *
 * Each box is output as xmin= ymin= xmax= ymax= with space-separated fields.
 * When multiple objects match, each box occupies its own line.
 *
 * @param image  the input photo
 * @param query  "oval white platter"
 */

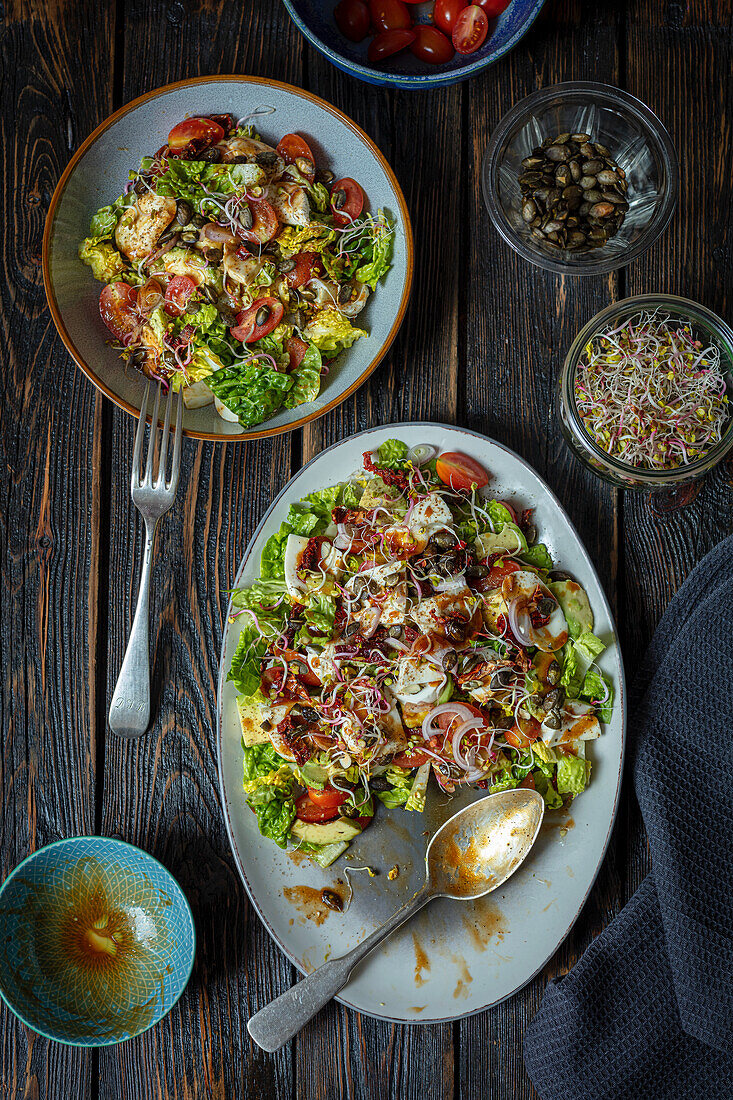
xmin=217 ymin=423 xmax=626 ymax=1023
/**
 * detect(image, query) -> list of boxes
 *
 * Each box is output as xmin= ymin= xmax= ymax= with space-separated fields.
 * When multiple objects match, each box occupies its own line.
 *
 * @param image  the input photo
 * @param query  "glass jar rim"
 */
xmin=561 ymin=293 xmax=733 ymax=481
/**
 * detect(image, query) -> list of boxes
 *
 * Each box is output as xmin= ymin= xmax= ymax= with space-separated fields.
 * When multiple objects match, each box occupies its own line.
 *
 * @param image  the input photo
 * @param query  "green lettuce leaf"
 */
xmin=78 ymin=241 xmax=126 ymax=283
xmin=521 ymin=543 xmax=553 ymax=570
xmin=580 ymin=668 xmax=614 ymax=723
xmin=556 ymin=754 xmax=589 ymax=796
xmin=261 ymin=526 xmax=289 ymax=581
xmin=303 ymin=308 xmax=366 ymax=358
xmin=298 ymin=594 xmax=336 ymax=646
xmin=85 ymin=192 xmax=136 ymax=244
xmin=560 ymin=632 xmax=607 ymax=699
xmin=181 ymin=302 xmax=219 ymax=334
xmin=376 ymin=439 xmax=408 ymax=468
xmin=341 ymin=482 xmax=362 ymax=509
xmin=207 ymin=358 xmax=294 ymax=428
xmin=354 ymin=211 xmax=394 ymax=290
xmin=242 ymin=741 xmax=290 ymax=786
xmin=487 ymin=500 xmax=516 ymax=530
xmin=283 ymin=343 xmax=322 ymax=409
xmin=247 ymin=783 xmax=296 ymax=848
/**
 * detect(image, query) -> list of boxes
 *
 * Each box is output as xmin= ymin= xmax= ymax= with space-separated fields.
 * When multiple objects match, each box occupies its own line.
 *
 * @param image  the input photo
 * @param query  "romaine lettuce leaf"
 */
xmin=297 ymin=595 xmax=336 ymax=647
xmin=247 ymin=783 xmax=296 ymax=849
xmin=376 ymin=439 xmax=408 ymax=468
xmin=556 ymin=753 xmax=589 ymax=795
xmin=560 ymin=632 xmax=606 ymax=698
xmin=486 ymin=500 xmax=516 ymax=530
xmin=303 ymin=308 xmax=366 ymax=358
xmin=207 ymin=358 xmax=294 ymax=427
xmin=276 ymin=224 xmax=336 ymax=256
xmin=521 ymin=543 xmax=553 ymax=570
xmin=283 ymin=342 xmax=321 ymax=409
xmin=78 ymin=240 xmax=126 ymax=283
xmin=354 ymin=211 xmax=394 ymax=290
xmin=580 ymin=667 xmax=614 ymax=723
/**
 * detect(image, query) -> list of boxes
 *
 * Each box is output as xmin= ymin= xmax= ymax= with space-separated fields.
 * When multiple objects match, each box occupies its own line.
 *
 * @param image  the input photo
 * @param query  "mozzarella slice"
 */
xmin=501 ymin=570 xmax=569 ymax=652
xmin=408 ymin=493 xmax=454 ymax=547
xmin=392 ymin=655 xmax=445 ymax=705
xmin=409 ymin=585 xmax=478 ymax=640
xmin=284 ymin=533 xmax=310 ymax=598
xmin=540 ymin=701 xmax=602 ymax=747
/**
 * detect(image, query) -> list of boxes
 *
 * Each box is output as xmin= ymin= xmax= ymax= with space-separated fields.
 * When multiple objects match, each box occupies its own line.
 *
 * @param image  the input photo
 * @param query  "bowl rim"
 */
xmin=481 ymin=80 xmax=680 ymax=276
xmin=42 ymin=74 xmax=414 ymax=442
xmin=0 ymin=835 xmax=196 ymax=1047
xmin=560 ymin=293 xmax=733 ymax=483
xmin=281 ymin=0 xmax=547 ymax=90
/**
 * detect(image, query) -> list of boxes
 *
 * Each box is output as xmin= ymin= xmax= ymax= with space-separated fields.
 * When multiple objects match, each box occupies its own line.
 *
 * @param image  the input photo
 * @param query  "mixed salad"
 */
xmin=227 ymin=440 xmax=613 ymax=868
xmin=79 ymin=111 xmax=394 ymax=428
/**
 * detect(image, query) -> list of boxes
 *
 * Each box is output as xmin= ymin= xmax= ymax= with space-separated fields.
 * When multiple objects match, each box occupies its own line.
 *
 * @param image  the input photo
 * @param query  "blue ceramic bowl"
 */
xmin=282 ymin=0 xmax=546 ymax=89
xmin=0 ymin=837 xmax=195 ymax=1046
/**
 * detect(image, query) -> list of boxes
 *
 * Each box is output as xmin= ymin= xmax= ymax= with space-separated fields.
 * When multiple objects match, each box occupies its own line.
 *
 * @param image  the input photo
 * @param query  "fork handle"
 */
xmin=108 ymin=518 xmax=157 ymax=737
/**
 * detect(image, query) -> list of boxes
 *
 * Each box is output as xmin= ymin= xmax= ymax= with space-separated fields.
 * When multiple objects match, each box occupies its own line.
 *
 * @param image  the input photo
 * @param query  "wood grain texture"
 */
xmin=0 ymin=0 xmax=114 ymax=1096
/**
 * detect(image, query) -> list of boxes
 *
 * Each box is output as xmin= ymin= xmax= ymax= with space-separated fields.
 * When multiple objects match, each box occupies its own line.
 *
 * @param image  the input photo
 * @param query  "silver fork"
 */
xmin=108 ymin=381 xmax=183 ymax=738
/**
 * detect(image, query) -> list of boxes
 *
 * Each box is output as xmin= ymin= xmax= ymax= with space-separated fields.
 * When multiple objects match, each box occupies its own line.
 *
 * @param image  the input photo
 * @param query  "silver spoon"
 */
xmin=247 ymin=788 xmax=545 ymax=1051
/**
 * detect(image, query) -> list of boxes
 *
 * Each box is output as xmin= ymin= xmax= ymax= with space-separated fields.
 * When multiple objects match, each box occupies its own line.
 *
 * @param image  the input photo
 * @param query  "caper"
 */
xmin=430 ymin=531 xmax=455 ymax=550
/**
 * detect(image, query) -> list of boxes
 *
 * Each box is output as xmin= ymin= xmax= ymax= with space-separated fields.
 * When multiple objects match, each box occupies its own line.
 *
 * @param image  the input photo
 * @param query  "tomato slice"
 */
xmin=285 ymin=251 xmax=324 ymax=289
xmin=261 ymin=665 xmax=285 ymax=696
xmin=242 ymin=198 xmax=280 ymax=244
xmin=167 ymin=116 xmax=224 ymax=158
xmin=410 ymin=24 xmax=455 ymax=64
xmin=475 ymin=0 xmax=510 ymax=15
xmin=367 ymin=28 xmax=416 ymax=64
xmin=295 ymin=793 xmax=341 ymax=823
xmin=504 ymin=717 xmax=542 ymax=750
xmin=391 ymin=748 xmax=433 ymax=767
xmin=433 ymin=0 xmax=465 ymax=33
xmin=334 ymin=0 xmax=371 ymax=41
xmin=452 ymin=4 xmax=489 ymax=54
xmin=279 ymin=648 xmax=322 ymax=687
xmin=230 ymin=297 xmax=285 ymax=343
xmin=276 ymin=134 xmax=316 ymax=181
xmin=137 ymin=277 xmax=164 ymax=313
xmin=487 ymin=558 xmax=521 ymax=586
xmin=435 ymin=451 xmax=490 ymax=492
xmin=369 ymin=0 xmax=412 ymax=32
xmin=286 ymin=335 xmax=309 ymax=372
xmin=435 ymin=703 xmax=486 ymax=733
xmin=164 ymin=275 xmax=197 ymax=317
xmin=330 ymin=177 xmax=364 ymax=226
xmin=99 ymin=282 xmax=138 ymax=341
xmin=519 ymin=773 xmax=536 ymax=790
xmin=306 ymin=785 xmax=349 ymax=811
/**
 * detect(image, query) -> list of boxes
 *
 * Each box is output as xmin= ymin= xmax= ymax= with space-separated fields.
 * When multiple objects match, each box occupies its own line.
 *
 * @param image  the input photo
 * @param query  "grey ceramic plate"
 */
xmin=43 ymin=76 xmax=413 ymax=441
xmin=217 ymin=423 xmax=626 ymax=1024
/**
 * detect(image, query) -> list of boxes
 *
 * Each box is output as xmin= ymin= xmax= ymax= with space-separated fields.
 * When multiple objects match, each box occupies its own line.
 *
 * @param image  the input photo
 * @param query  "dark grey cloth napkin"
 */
xmin=523 ymin=533 xmax=733 ymax=1100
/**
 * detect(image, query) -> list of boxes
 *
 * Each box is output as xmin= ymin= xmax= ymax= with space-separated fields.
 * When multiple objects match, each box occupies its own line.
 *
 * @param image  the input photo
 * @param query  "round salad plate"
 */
xmin=217 ymin=423 xmax=626 ymax=1023
xmin=43 ymin=76 xmax=413 ymax=441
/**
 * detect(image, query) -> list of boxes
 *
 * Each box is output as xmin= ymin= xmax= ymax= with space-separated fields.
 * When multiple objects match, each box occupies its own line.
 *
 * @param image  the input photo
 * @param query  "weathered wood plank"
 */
xmin=459 ymin=3 xmax=622 ymax=1097
xmin=293 ymin=52 xmax=463 ymax=1100
xmin=0 ymin=0 xmax=114 ymax=1096
xmin=97 ymin=4 xmax=303 ymax=1098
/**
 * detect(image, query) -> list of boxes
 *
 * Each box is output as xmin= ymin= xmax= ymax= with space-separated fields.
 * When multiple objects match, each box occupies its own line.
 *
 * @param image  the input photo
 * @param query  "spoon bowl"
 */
xmin=248 ymin=789 xmax=544 ymax=1051
xmin=428 ymin=788 xmax=545 ymax=900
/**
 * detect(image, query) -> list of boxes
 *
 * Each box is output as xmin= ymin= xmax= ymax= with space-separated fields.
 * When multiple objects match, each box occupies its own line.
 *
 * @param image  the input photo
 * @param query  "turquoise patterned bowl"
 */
xmin=0 ymin=837 xmax=195 ymax=1046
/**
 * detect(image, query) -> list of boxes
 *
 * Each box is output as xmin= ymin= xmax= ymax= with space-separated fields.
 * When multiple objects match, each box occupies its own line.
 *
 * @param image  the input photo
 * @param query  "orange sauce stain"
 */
xmin=288 ymin=849 xmax=308 ymax=867
xmin=461 ymin=899 xmax=507 ymax=952
xmin=411 ymin=1005 xmax=426 ymax=1012
xmin=283 ymin=886 xmax=334 ymax=926
xmin=412 ymin=933 xmax=431 ymax=987
xmin=451 ymin=953 xmax=473 ymax=999
xmin=543 ymin=814 xmax=575 ymax=835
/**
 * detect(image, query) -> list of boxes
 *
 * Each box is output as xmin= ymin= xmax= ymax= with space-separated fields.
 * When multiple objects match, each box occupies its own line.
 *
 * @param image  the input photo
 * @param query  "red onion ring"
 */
xmin=451 ymin=718 xmax=484 ymax=769
xmin=421 ymin=701 xmax=475 ymax=741
xmin=506 ymin=597 xmax=536 ymax=647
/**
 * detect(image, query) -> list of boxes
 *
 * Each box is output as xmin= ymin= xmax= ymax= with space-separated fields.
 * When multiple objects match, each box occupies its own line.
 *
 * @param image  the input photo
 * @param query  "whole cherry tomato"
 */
xmin=369 ymin=0 xmax=412 ymax=32
xmin=334 ymin=0 xmax=371 ymax=41
xmin=452 ymin=4 xmax=489 ymax=53
xmin=367 ymin=27 xmax=416 ymax=63
xmin=433 ymin=0 xmax=465 ymax=34
xmin=475 ymin=0 xmax=510 ymax=15
xmin=410 ymin=24 xmax=455 ymax=63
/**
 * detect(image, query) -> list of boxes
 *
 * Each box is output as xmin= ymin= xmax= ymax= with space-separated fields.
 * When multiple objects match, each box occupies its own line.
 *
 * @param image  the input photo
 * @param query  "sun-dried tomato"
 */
xmin=362 ymin=451 xmax=408 ymax=490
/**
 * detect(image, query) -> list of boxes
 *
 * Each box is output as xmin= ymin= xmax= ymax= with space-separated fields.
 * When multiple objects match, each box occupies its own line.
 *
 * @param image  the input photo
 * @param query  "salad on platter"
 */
xmin=227 ymin=440 xmax=613 ymax=868
xmin=78 ymin=111 xmax=394 ymax=428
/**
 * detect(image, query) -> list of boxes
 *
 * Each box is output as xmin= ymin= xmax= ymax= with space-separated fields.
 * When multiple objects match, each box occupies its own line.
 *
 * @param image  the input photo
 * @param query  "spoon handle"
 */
xmin=247 ymin=882 xmax=434 ymax=1052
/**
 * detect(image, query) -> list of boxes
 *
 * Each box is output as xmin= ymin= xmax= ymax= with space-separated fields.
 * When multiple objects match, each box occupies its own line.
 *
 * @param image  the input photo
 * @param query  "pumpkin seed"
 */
xmin=255 ymin=306 xmax=270 ymax=326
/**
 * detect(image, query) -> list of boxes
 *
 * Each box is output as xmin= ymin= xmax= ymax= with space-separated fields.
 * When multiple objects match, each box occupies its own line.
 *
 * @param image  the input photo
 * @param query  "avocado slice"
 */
xmin=475 ymin=522 xmax=527 ymax=558
xmin=291 ymin=817 xmax=363 ymax=845
xmin=237 ymin=696 xmax=271 ymax=748
xmin=548 ymin=579 xmax=594 ymax=639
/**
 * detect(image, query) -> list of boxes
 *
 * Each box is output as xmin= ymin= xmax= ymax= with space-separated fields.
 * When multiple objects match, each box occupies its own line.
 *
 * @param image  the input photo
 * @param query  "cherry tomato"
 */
xmin=334 ymin=0 xmax=371 ymax=41
xmin=286 ymin=251 xmax=324 ymax=289
xmin=435 ymin=703 xmax=486 ymax=733
xmin=99 ymin=282 xmax=138 ymax=341
xmin=435 ymin=451 xmax=490 ymax=492
xmin=370 ymin=0 xmax=412 ymax=32
xmin=167 ymin=116 xmax=224 ymax=158
xmin=474 ymin=0 xmax=510 ymax=15
xmin=230 ymin=297 xmax=285 ymax=343
xmin=487 ymin=558 xmax=521 ymax=586
xmin=433 ymin=0 xmax=465 ymax=33
xmin=137 ymin=277 xmax=163 ymax=313
xmin=452 ymin=4 xmax=489 ymax=54
xmin=306 ymin=786 xmax=349 ymax=811
xmin=164 ymin=275 xmax=197 ymax=317
xmin=367 ymin=28 xmax=416 ymax=64
xmin=261 ymin=665 xmax=285 ymax=696
xmin=504 ymin=717 xmax=542 ymax=750
xmin=242 ymin=198 xmax=280 ymax=244
xmin=391 ymin=748 xmax=433 ymax=767
xmin=295 ymin=793 xmax=341 ymax=823
xmin=276 ymin=133 xmax=316 ymax=181
xmin=330 ymin=177 xmax=365 ymax=226
xmin=410 ymin=23 xmax=455 ymax=63
xmin=519 ymin=773 xmax=536 ymax=790
xmin=286 ymin=335 xmax=309 ymax=372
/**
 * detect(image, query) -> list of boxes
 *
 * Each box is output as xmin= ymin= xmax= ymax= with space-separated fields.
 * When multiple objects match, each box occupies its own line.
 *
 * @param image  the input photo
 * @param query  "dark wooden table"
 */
xmin=3 ymin=1 xmax=732 ymax=1097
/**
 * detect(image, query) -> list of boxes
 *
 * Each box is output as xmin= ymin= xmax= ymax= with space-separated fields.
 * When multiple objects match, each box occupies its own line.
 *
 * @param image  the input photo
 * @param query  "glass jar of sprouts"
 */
xmin=558 ymin=294 xmax=733 ymax=490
